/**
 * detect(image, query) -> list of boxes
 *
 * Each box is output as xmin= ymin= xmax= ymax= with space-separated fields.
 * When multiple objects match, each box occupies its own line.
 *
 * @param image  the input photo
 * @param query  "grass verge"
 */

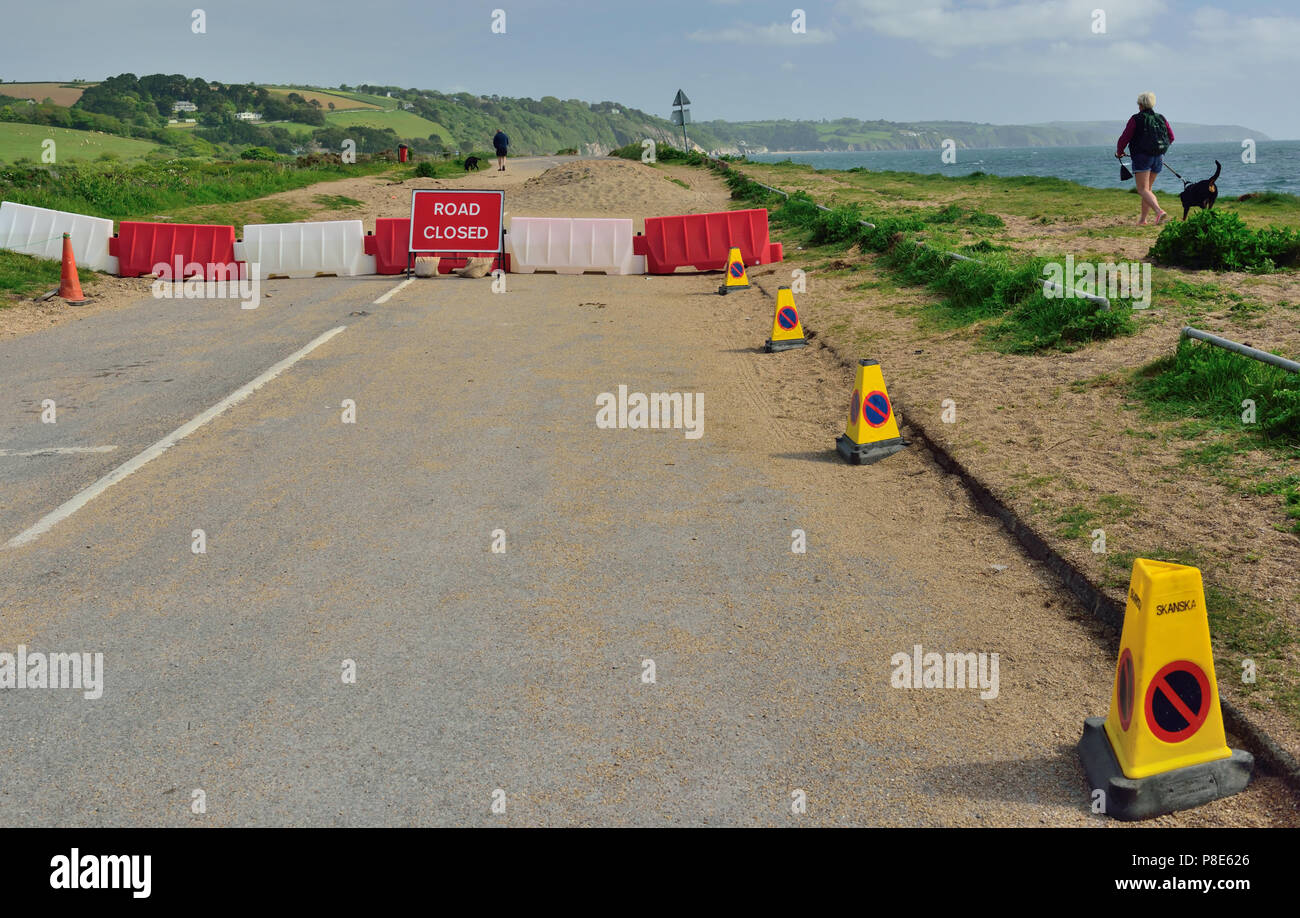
xmin=0 ymin=249 xmax=64 ymax=301
xmin=716 ymin=165 xmax=1134 ymax=353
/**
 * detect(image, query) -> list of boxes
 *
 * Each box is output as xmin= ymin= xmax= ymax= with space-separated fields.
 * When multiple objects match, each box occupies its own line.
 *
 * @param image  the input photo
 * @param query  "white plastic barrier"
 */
xmin=506 ymin=217 xmax=644 ymax=275
xmin=237 ymin=220 xmax=372 ymax=278
xmin=0 ymin=201 xmax=116 ymax=273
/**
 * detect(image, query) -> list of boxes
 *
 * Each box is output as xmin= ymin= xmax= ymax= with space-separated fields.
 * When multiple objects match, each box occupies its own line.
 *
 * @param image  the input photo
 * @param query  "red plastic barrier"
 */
xmin=364 ymin=218 xmax=411 ymax=274
xmin=633 ymin=208 xmax=783 ymax=274
xmin=110 ymin=222 xmax=241 ymax=279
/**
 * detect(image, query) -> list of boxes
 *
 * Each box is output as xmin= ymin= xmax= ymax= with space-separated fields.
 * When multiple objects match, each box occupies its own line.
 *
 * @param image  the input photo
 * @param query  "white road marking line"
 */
xmin=4 ymin=325 xmax=347 ymax=550
xmin=372 ymin=277 xmax=414 ymax=305
xmin=0 ymin=446 xmax=119 ymax=457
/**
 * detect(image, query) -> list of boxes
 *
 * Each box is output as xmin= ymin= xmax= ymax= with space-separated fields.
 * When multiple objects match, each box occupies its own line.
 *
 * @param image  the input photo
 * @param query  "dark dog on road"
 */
xmin=1181 ymin=160 xmax=1221 ymax=219
xmin=464 ymin=156 xmax=482 ymax=172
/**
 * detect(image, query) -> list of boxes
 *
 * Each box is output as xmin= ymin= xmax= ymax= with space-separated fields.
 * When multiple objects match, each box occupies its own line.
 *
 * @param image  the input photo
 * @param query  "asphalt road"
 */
xmin=1 ymin=270 xmax=1293 ymax=826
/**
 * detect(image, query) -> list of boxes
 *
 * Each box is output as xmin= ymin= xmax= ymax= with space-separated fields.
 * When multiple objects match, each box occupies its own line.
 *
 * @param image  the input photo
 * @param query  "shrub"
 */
xmin=1149 ymin=210 xmax=1300 ymax=272
xmin=239 ymin=146 xmax=279 ymax=161
xmin=414 ymin=160 xmax=437 ymax=177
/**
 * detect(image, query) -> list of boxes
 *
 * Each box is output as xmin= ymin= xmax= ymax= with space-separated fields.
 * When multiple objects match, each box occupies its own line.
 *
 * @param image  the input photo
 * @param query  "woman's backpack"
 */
xmin=1134 ymin=110 xmax=1170 ymax=155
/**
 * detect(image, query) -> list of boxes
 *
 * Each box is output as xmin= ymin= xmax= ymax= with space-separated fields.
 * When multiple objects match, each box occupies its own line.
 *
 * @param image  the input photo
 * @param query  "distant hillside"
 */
xmin=1031 ymin=121 xmax=1271 ymax=145
xmin=314 ymin=84 xmax=722 ymax=155
xmin=695 ymin=118 xmax=1273 ymax=152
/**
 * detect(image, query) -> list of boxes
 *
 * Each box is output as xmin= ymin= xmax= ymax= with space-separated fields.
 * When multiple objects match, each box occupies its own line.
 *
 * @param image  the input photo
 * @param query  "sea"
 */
xmin=749 ymin=141 xmax=1300 ymax=196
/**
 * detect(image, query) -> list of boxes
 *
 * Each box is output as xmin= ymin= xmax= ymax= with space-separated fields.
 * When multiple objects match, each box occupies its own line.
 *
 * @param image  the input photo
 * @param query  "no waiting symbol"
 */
xmin=729 ymin=261 xmax=745 ymax=278
xmin=778 ymin=306 xmax=798 ymax=330
xmin=862 ymin=390 xmax=891 ymax=427
xmin=1145 ymin=660 xmax=1211 ymax=743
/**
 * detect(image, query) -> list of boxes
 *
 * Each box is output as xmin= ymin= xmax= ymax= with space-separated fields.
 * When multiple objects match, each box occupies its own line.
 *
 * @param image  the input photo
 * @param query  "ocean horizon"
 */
xmin=748 ymin=141 xmax=1300 ymax=196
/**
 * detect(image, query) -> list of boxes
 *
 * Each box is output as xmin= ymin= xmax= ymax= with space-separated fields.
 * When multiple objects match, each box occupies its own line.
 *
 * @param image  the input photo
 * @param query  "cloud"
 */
xmin=687 ymin=22 xmax=836 ymax=45
xmin=1188 ymin=7 xmax=1300 ymax=61
xmin=836 ymin=0 xmax=1168 ymax=53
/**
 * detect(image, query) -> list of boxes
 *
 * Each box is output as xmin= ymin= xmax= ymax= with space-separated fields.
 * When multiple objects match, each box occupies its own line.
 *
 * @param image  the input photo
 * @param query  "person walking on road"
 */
xmin=493 ymin=128 xmax=510 ymax=172
xmin=1116 ymin=92 xmax=1174 ymax=226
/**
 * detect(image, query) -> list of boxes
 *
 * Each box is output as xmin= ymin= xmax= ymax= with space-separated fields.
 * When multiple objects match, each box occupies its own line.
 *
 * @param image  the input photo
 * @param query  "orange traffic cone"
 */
xmin=58 ymin=234 xmax=90 ymax=305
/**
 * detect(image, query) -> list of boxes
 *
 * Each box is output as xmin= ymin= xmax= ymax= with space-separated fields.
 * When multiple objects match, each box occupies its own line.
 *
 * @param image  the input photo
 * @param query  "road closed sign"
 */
xmin=409 ymin=189 xmax=505 ymax=255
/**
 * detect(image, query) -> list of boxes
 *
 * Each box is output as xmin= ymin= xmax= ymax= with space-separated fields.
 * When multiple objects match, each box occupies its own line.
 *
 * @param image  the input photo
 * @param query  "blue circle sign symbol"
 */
xmin=863 ymin=390 xmax=891 ymax=427
xmin=729 ymin=261 xmax=745 ymax=278
xmin=777 ymin=306 xmax=798 ymax=330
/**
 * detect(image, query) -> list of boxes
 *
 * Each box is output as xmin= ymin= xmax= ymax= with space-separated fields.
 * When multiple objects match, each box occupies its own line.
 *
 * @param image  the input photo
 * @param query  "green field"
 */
xmin=264 ymin=86 xmax=380 ymax=111
xmin=0 ymin=122 xmax=160 ymax=164
xmin=323 ymin=109 xmax=453 ymax=143
xmin=269 ymin=121 xmax=321 ymax=137
xmin=329 ymin=89 xmax=402 ymax=109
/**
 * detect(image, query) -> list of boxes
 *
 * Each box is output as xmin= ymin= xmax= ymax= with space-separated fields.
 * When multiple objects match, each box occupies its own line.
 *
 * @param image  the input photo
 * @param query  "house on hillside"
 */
xmin=235 ymin=111 xmax=262 ymax=122
xmin=173 ymin=100 xmax=198 ymax=112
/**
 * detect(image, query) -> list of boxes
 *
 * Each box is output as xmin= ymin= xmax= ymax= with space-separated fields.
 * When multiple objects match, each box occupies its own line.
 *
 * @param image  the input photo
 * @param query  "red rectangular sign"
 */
xmin=409 ymin=189 xmax=505 ymax=255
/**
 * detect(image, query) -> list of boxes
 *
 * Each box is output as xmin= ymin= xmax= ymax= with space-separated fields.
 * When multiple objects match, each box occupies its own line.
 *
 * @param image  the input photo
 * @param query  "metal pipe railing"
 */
xmin=1181 ymin=327 xmax=1300 ymax=374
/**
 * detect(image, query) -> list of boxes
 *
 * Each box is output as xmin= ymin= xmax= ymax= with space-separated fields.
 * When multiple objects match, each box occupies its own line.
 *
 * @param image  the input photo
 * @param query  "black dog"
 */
xmin=1180 ymin=160 xmax=1221 ymax=219
xmin=463 ymin=156 xmax=481 ymax=172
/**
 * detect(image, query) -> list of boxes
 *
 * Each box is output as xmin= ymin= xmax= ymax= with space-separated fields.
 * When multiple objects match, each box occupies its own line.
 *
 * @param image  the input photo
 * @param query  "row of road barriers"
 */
xmin=1 ymin=200 xmax=784 ymax=281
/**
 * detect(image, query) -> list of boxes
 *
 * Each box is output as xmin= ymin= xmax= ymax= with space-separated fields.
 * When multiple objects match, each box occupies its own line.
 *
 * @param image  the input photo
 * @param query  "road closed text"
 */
xmin=422 ymin=224 xmax=492 ymax=240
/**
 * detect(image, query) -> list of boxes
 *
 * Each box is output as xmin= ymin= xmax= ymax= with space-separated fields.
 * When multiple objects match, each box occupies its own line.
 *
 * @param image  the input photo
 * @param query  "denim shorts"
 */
xmin=1130 ymin=152 xmax=1163 ymax=174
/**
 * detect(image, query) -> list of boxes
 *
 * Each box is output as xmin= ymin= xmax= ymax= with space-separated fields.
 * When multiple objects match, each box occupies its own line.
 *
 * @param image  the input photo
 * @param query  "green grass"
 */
xmin=1053 ymin=494 xmax=1137 ymax=540
xmin=1135 ymin=338 xmax=1300 ymax=447
xmin=271 ymin=121 xmax=323 ymax=137
xmin=324 ymin=109 xmax=452 ymax=143
xmin=312 ymin=194 xmax=363 ymax=210
xmin=0 ymin=122 xmax=160 ymax=165
xmin=172 ymin=200 xmax=313 ymax=234
xmin=1249 ymin=474 xmax=1300 ymax=532
xmin=1054 ymin=505 xmax=1100 ymax=539
xmin=0 ymin=249 xmax=65 ymax=300
xmin=1236 ymin=191 xmax=1300 ymax=208
xmin=326 ymin=89 xmax=401 ymax=109
xmin=0 ymin=156 xmax=394 ymax=222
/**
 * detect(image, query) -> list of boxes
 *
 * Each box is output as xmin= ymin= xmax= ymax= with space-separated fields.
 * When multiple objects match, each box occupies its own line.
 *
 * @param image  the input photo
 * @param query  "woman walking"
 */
xmin=1116 ymin=92 xmax=1174 ymax=226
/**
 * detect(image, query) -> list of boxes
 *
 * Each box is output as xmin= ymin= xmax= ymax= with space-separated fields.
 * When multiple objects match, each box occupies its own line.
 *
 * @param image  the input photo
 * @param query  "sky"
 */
xmin=2 ymin=0 xmax=1296 ymax=138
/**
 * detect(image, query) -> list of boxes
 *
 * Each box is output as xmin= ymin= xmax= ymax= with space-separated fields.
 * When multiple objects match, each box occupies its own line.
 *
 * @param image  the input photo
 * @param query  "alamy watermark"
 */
xmin=50 ymin=849 xmax=150 ymax=898
xmin=596 ymin=385 xmax=703 ymax=439
xmin=150 ymin=257 xmax=261 ymax=309
xmin=1042 ymin=254 xmax=1150 ymax=309
xmin=0 ymin=645 xmax=104 ymax=699
xmin=891 ymin=644 xmax=999 ymax=699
